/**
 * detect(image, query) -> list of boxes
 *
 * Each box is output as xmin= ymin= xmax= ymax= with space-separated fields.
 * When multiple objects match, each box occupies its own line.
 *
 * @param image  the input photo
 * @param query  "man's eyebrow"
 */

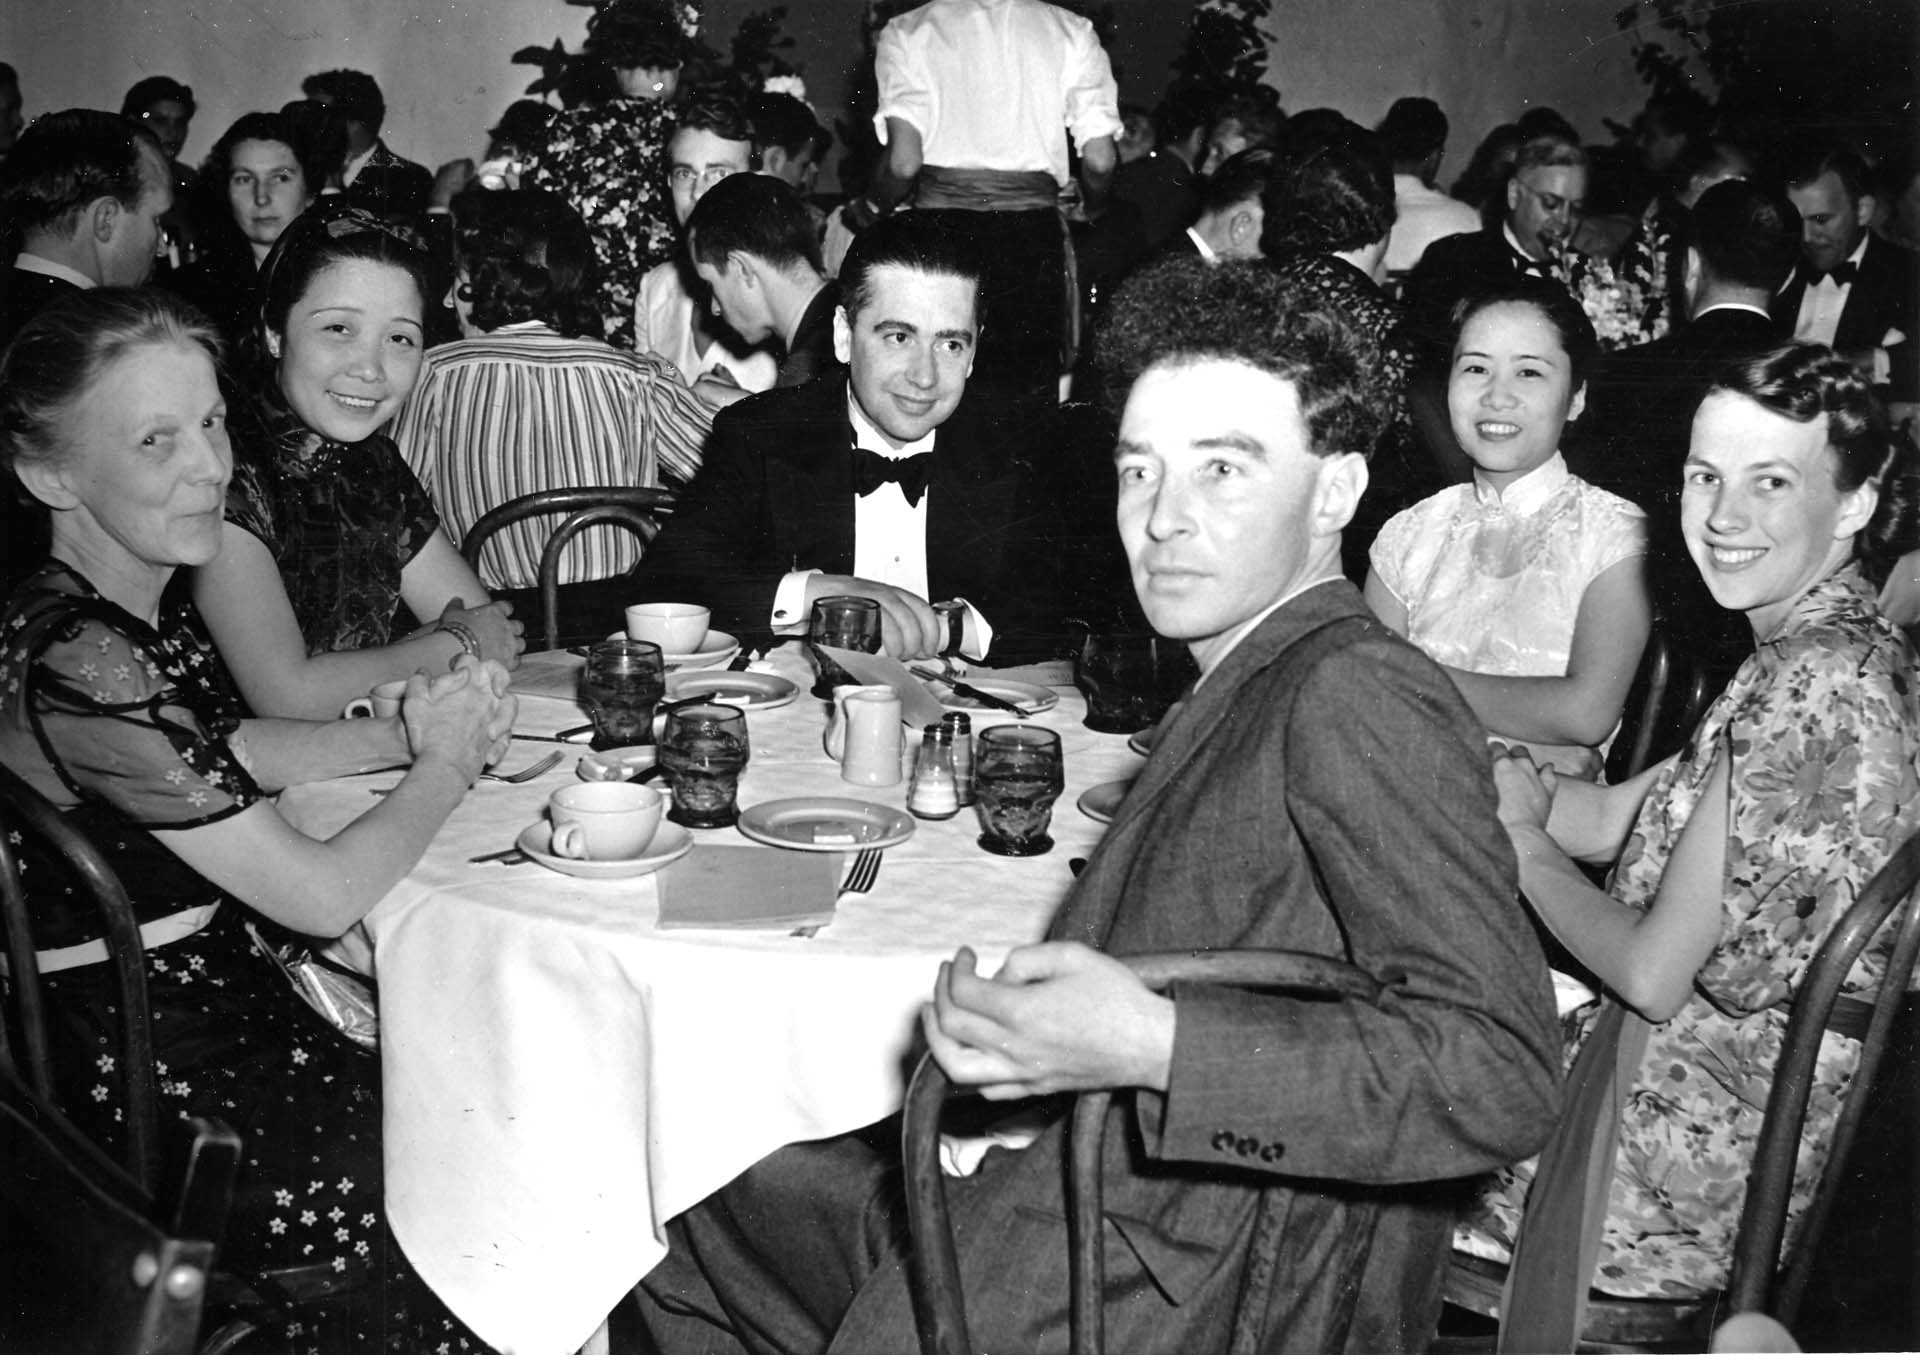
xmin=933 ymin=327 xmax=975 ymax=343
xmin=1194 ymin=432 xmax=1268 ymax=457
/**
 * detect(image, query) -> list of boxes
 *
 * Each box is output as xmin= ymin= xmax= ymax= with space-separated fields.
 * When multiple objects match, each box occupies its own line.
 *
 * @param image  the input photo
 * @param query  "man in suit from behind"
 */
xmin=1160 ymin=146 xmax=1273 ymax=266
xmin=639 ymin=211 xmax=1066 ymax=664
xmin=1774 ymin=142 xmax=1918 ymax=401
xmin=684 ymin=171 xmax=840 ymax=390
xmin=1 ymin=109 xmax=174 ymax=590
xmin=636 ymin=257 xmax=1559 ymax=1354
xmin=300 ymin=69 xmax=431 ymax=222
xmin=1574 ymin=178 xmax=1802 ymax=691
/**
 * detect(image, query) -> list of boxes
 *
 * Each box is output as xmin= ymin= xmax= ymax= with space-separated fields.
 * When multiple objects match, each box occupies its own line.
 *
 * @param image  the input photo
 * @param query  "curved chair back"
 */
xmin=1606 ymin=627 xmax=1716 ymax=783
xmin=459 ymin=487 xmax=676 ymax=652
xmin=903 ymin=949 xmax=1384 ymax=1355
xmin=0 ymin=763 xmax=161 ymax=1187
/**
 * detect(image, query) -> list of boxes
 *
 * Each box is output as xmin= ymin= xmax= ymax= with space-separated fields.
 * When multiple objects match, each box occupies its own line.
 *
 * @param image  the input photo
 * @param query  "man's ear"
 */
xmin=14 ymin=456 xmax=81 ymax=511
xmin=832 ymin=304 xmax=853 ymax=365
xmin=1313 ymin=451 xmax=1369 ymax=536
xmin=88 ymin=194 xmax=122 ymax=247
xmin=763 ymin=146 xmax=791 ymax=179
xmin=1506 ymin=176 xmax=1522 ymax=217
xmin=731 ymin=250 xmax=762 ymax=291
xmin=1855 ymin=193 xmax=1879 ymax=231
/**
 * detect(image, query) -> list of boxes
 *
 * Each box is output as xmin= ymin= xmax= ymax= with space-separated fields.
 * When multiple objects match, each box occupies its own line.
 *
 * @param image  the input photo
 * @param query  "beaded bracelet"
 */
xmin=435 ymin=617 xmax=482 ymax=668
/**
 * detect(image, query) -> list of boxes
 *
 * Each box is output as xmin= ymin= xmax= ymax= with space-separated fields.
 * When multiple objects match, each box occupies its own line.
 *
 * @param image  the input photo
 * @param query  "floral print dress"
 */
xmin=0 ymin=563 xmax=485 ymax=1352
xmin=1457 ymin=565 xmax=1920 ymax=1297
xmin=525 ymin=95 xmax=680 ymax=349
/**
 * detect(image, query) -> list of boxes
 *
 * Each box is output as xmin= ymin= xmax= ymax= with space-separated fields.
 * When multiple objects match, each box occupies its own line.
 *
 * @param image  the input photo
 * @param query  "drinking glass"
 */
xmin=580 ymin=639 xmax=666 ymax=751
xmin=658 ymin=701 xmax=751 ymax=828
xmin=1073 ymin=632 xmax=1196 ymax=734
xmin=807 ymin=595 xmax=883 ymax=699
xmin=973 ymin=726 xmax=1065 ymax=857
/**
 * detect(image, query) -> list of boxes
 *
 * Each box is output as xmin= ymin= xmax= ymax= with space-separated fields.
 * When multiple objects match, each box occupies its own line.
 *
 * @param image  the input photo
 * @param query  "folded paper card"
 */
xmin=655 ymin=845 xmax=842 ymax=931
xmin=817 ymin=646 xmax=948 ymax=725
xmin=508 ymin=650 xmax=586 ymax=702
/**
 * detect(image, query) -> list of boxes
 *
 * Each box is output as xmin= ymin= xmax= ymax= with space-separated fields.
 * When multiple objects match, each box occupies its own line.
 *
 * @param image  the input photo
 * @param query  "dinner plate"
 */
xmin=735 ymin=797 xmax=916 ymax=852
xmin=603 ymin=630 xmax=741 ymax=670
xmin=513 ymin=820 xmax=693 ymax=879
xmin=1076 ymin=778 xmax=1133 ymax=824
xmin=933 ymin=677 xmax=1058 ymax=717
xmin=664 ymin=669 xmax=798 ymax=710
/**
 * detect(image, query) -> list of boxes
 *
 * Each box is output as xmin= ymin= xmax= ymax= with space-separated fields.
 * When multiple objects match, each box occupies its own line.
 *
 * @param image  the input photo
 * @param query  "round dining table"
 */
xmin=279 ymin=644 xmax=1143 ymax=1355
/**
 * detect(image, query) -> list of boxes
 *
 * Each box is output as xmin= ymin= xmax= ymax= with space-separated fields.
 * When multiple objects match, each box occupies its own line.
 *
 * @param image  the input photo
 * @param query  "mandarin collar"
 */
xmin=1472 ymin=451 xmax=1570 ymax=515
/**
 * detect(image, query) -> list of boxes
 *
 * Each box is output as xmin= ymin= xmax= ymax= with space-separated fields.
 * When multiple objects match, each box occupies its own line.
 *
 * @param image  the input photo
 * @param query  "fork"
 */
xmin=792 ymin=849 xmax=883 ymax=938
xmin=480 ymin=750 xmax=562 ymax=783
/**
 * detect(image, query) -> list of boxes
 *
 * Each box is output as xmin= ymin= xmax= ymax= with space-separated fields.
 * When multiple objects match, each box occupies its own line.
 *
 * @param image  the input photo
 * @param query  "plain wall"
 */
xmin=3 ymin=0 xmax=1650 ymax=184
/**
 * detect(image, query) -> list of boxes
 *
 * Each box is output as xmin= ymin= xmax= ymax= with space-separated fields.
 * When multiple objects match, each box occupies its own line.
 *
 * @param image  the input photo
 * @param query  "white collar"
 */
xmin=1473 ymin=451 xmax=1570 ymax=515
xmin=847 ymin=389 xmax=936 ymax=460
xmin=1502 ymin=222 xmax=1541 ymax=263
xmin=1187 ymin=225 xmax=1218 ymax=264
xmin=12 ymin=252 xmax=97 ymax=290
xmin=1694 ymin=301 xmax=1772 ymax=320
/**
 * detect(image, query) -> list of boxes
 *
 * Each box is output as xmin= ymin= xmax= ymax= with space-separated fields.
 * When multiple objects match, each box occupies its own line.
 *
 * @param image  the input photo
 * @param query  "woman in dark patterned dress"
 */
xmin=0 ymin=288 xmax=516 ymax=1351
xmin=191 ymin=199 xmax=523 ymax=719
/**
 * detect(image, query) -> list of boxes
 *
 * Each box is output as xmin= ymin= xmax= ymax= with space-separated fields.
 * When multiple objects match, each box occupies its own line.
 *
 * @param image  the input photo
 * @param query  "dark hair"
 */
xmin=489 ymin=100 xmax=557 ymax=157
xmin=685 ymin=172 xmax=822 ymax=274
xmin=279 ymin=100 xmax=351 ymax=188
xmin=301 ymin=70 xmax=385 ymax=135
xmin=0 ymin=109 xmax=159 ymax=237
xmin=121 ymin=76 xmax=195 ymax=121
xmin=1710 ymin=345 xmax=1920 ymax=578
xmin=1515 ymin=107 xmax=1580 ymax=146
xmin=747 ymin=91 xmax=828 ymax=161
xmin=1210 ymin=88 xmax=1286 ymax=154
xmin=1 ymin=287 xmax=223 ymax=475
xmin=1378 ymin=97 xmax=1448 ymax=164
xmin=838 ymin=213 xmax=984 ymax=325
xmin=201 ymin=111 xmax=324 ymax=211
xmin=1450 ymin=278 xmax=1599 ymax=389
xmin=1783 ymin=141 xmax=1872 ymax=202
xmin=1451 ymin=122 xmax=1523 ymax=209
xmin=584 ymin=0 xmax=687 ymax=71
xmin=1689 ymin=179 xmax=1801 ymax=292
xmin=1261 ymin=123 xmax=1394 ymax=256
xmin=453 ymin=189 xmax=593 ymax=332
xmin=1153 ymin=81 xmax=1219 ymax=147
xmin=669 ymin=90 xmax=755 ymax=152
xmin=256 ymin=198 xmax=431 ymax=353
xmin=1097 ymin=257 xmax=1390 ymax=461
xmin=1196 ymin=147 xmax=1273 ymax=216
xmin=1511 ymin=134 xmax=1588 ymax=175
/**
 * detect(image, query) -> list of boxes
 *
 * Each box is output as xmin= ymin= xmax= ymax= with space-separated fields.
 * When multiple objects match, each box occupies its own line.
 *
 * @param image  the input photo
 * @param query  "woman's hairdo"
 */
xmin=584 ymin=0 xmax=687 ymax=71
xmin=1710 ymin=344 xmax=1920 ymax=579
xmin=1450 ymin=278 xmax=1599 ymax=388
xmin=1096 ymin=256 xmax=1390 ymax=462
xmin=453 ymin=190 xmax=595 ymax=334
xmin=1 ymin=288 xmax=223 ymax=475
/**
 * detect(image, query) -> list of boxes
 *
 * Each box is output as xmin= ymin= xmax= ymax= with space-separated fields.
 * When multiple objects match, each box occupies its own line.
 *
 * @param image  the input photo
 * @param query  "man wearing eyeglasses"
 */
xmin=1403 ymin=136 xmax=1588 ymax=355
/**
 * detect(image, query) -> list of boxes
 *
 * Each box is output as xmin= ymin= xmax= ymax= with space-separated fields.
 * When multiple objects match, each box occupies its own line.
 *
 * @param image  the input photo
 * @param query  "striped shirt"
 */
xmin=391 ymin=323 xmax=713 ymax=588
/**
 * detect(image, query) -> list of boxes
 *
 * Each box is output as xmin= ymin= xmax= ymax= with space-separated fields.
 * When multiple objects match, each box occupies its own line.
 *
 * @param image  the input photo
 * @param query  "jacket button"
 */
xmin=1235 ymin=1136 xmax=1259 ymax=1157
xmin=1259 ymin=1142 xmax=1285 ymax=1163
xmin=1210 ymin=1130 xmax=1235 ymax=1152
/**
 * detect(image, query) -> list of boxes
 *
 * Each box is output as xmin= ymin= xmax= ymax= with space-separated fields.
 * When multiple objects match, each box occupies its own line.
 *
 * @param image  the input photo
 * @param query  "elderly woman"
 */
xmin=524 ymin=0 xmax=692 ymax=346
xmin=1455 ymin=345 xmax=1920 ymax=1331
xmin=391 ymin=188 xmax=712 ymax=644
xmin=0 ymin=288 xmax=510 ymax=1350
xmin=191 ymin=198 xmax=523 ymax=719
xmin=169 ymin=110 xmax=320 ymax=345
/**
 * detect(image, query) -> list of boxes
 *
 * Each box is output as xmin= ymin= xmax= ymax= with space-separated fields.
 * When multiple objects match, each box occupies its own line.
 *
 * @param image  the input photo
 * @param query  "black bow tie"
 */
xmin=1800 ymin=259 xmax=1859 ymax=289
xmin=851 ymin=447 xmax=936 ymax=508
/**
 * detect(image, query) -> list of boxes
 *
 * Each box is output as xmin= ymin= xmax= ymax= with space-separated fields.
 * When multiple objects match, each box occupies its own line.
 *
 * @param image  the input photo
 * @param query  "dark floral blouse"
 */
xmin=225 ymin=384 xmax=440 ymax=657
xmin=525 ymin=96 xmax=680 ymax=349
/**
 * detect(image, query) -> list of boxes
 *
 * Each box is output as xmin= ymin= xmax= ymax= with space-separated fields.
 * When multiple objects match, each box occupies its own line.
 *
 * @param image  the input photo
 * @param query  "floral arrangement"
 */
xmin=1548 ymin=208 xmax=1673 ymax=352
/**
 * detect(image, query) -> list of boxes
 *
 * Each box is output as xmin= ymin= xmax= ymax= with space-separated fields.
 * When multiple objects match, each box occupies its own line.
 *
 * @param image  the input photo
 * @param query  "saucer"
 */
xmin=513 ymin=820 xmax=693 ymax=878
xmin=604 ymin=630 xmax=741 ymax=670
xmin=664 ymin=670 xmax=797 ymax=710
xmin=1126 ymin=725 xmax=1158 ymax=757
xmin=736 ymin=797 xmax=916 ymax=852
xmin=933 ymin=677 xmax=1058 ymax=716
xmin=1076 ymin=779 xmax=1133 ymax=824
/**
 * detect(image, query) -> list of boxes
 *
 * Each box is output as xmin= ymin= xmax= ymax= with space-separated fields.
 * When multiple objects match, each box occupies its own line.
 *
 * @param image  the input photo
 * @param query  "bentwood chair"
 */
xmin=460 ymin=486 xmax=678 ymax=652
xmin=1436 ymin=824 xmax=1920 ymax=1351
xmin=0 ymin=764 xmax=369 ymax=1354
xmin=903 ymin=949 xmax=1384 ymax=1355
xmin=1604 ymin=626 xmax=1716 ymax=784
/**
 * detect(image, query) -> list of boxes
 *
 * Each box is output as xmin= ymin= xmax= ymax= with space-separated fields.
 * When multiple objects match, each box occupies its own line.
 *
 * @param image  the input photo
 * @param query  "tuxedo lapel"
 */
xmin=764 ymin=378 xmax=859 ymax=574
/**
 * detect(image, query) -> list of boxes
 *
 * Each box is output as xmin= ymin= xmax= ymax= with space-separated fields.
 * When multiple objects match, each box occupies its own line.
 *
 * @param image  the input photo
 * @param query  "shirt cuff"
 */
xmin=771 ymin=569 xmax=820 ymax=633
xmin=954 ymin=598 xmax=994 ymax=660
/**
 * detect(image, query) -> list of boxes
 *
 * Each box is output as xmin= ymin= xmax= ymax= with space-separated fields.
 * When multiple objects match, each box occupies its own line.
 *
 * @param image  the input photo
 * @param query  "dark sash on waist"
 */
xmin=914 ymin=166 xmax=1060 ymax=213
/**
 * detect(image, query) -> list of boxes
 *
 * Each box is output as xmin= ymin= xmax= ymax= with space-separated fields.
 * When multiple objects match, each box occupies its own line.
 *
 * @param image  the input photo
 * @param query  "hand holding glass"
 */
xmin=807 ymin=595 xmax=882 ymax=699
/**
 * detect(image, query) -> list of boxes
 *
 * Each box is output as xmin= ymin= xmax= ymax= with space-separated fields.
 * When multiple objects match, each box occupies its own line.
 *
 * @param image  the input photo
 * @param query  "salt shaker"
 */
xmin=840 ymin=689 xmax=904 ymax=787
xmin=942 ymin=712 xmax=974 ymax=806
xmin=907 ymin=724 xmax=960 ymax=820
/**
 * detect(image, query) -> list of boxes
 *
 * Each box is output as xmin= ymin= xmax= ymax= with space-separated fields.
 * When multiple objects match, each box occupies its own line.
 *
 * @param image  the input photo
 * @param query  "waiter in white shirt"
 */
xmin=850 ymin=0 xmax=1122 ymax=399
xmin=638 ymin=213 xmax=1067 ymax=664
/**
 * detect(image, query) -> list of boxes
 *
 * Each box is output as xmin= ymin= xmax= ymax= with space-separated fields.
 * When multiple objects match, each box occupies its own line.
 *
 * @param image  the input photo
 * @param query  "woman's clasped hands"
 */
xmin=402 ymin=656 xmax=518 ymax=782
xmin=1490 ymin=741 xmax=1558 ymax=835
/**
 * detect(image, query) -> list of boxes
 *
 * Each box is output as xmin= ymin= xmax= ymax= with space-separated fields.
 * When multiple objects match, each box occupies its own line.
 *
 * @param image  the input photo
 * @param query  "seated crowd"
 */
xmin=2 ymin=1 xmax=1918 ymax=1350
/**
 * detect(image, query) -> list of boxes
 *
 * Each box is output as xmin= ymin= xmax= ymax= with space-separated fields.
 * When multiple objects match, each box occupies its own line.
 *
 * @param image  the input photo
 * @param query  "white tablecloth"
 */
xmin=279 ymin=646 xmax=1140 ymax=1355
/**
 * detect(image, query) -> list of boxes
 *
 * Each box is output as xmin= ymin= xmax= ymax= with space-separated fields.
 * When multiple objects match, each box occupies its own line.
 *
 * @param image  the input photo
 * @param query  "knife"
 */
xmin=909 ymin=667 xmax=1030 ymax=716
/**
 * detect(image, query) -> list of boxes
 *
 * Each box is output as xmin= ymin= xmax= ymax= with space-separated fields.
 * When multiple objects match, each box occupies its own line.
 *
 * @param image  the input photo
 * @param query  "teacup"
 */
xmin=548 ymin=781 xmax=664 ymax=860
xmin=625 ymin=603 xmax=710 ymax=655
xmin=343 ymin=679 xmax=409 ymax=720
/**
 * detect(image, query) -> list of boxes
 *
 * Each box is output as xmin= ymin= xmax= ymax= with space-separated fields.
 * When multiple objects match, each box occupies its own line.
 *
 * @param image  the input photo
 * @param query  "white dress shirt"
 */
xmin=1792 ymin=235 xmax=1868 ymax=346
xmin=1386 ymin=174 xmax=1481 ymax=275
xmin=12 ymin=252 xmax=97 ymax=290
xmin=634 ymin=260 xmax=779 ymax=392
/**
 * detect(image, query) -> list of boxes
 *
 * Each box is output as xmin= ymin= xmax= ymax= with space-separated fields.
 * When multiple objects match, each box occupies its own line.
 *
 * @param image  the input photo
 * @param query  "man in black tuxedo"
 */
xmin=684 ymin=171 xmax=840 ymax=390
xmin=639 ymin=212 xmax=1065 ymax=663
xmin=1157 ymin=146 xmax=1272 ymax=266
xmin=1573 ymin=178 xmax=1803 ymax=689
xmin=300 ymin=69 xmax=431 ymax=222
xmin=1774 ymin=143 xmax=1918 ymax=401
xmin=1 ymin=110 xmax=174 ymax=590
